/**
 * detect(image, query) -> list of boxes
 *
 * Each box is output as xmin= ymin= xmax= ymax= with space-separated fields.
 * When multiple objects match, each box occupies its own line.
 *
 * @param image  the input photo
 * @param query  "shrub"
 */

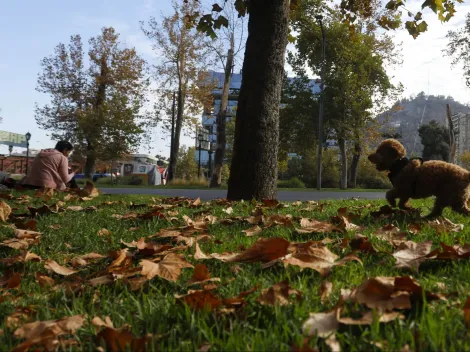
xmin=169 ymin=177 xmax=207 ymax=187
xmin=278 ymin=177 xmax=306 ymax=189
xmin=356 ymin=156 xmax=390 ymax=189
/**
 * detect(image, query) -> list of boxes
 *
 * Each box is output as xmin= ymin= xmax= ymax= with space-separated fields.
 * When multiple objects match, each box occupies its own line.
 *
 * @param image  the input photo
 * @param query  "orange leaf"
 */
xmin=320 ymin=281 xmax=333 ymax=304
xmin=242 ymin=225 xmax=263 ymax=237
xmin=35 ymin=273 xmax=55 ymax=288
xmin=227 ymin=237 xmax=290 ymax=263
xmin=0 ymin=201 xmax=12 ymax=222
xmin=140 ymin=253 xmax=194 ymax=282
xmin=44 ymin=259 xmax=78 ymax=276
xmin=257 ymin=280 xmax=302 ymax=306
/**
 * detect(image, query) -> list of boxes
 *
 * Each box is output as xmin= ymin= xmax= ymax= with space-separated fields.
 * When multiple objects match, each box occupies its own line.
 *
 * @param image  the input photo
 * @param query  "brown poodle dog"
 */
xmin=368 ymin=139 xmax=470 ymax=218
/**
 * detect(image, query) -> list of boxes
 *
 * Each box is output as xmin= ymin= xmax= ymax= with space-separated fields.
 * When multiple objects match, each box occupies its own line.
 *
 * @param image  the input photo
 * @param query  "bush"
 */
xmin=278 ymin=177 xmax=306 ymax=189
xmin=169 ymin=177 xmax=207 ymax=187
xmin=356 ymin=156 xmax=391 ymax=189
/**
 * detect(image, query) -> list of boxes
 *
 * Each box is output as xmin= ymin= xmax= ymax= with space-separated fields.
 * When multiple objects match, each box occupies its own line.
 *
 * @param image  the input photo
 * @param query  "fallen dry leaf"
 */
xmin=464 ymin=297 xmax=470 ymax=329
xmin=194 ymin=243 xmax=211 ymax=260
xmin=428 ymin=218 xmax=464 ymax=234
xmin=0 ymin=200 xmax=12 ymax=222
xmin=1 ymin=238 xmax=30 ymax=250
xmin=35 ymin=273 xmax=55 ymax=288
xmin=302 ymin=310 xmax=339 ymax=337
xmin=297 ymin=218 xmax=340 ymax=234
xmin=226 ymin=237 xmax=290 ymax=263
xmin=177 ymin=290 xmax=222 ymax=311
xmin=98 ymin=228 xmax=111 ymax=237
xmin=257 ymin=280 xmax=302 ymax=306
xmin=95 ymin=321 xmax=150 ymax=352
xmin=140 ymin=253 xmax=194 ymax=282
xmin=320 ymin=281 xmax=333 ymax=304
xmin=242 ymin=225 xmax=263 ymax=237
xmin=392 ymin=240 xmax=433 ymax=271
xmin=44 ymin=259 xmax=78 ymax=276
xmin=78 ymin=181 xmax=100 ymax=198
xmin=12 ymin=314 xmax=85 ymax=352
xmin=187 ymin=263 xmax=220 ymax=286
xmin=337 ymin=308 xmax=403 ymax=325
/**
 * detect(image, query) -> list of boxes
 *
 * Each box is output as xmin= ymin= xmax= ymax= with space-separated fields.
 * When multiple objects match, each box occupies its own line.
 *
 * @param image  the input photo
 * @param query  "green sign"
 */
xmin=0 ymin=130 xmax=28 ymax=148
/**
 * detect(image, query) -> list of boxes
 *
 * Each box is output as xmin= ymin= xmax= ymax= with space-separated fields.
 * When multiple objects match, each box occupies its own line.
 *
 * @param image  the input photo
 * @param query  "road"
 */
xmin=99 ymin=188 xmax=386 ymax=202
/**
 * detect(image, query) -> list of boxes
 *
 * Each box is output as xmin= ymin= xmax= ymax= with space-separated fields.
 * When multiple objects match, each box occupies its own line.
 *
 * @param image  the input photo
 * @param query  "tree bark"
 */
xmin=226 ymin=0 xmax=290 ymax=201
xmin=210 ymin=34 xmax=234 ymax=188
xmin=348 ymin=141 xmax=361 ymax=188
xmin=446 ymin=104 xmax=456 ymax=163
xmin=338 ymin=138 xmax=347 ymax=189
xmin=169 ymin=89 xmax=185 ymax=180
xmin=84 ymin=141 xmax=96 ymax=178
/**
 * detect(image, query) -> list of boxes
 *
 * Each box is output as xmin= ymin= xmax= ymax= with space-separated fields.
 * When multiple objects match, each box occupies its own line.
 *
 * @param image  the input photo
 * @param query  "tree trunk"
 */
xmin=210 ymin=35 xmax=234 ymax=188
xmin=226 ymin=0 xmax=290 ymax=201
xmin=84 ymin=142 xmax=96 ymax=179
xmin=348 ymin=141 xmax=361 ymax=188
xmin=446 ymin=104 xmax=456 ymax=163
xmin=168 ymin=89 xmax=185 ymax=180
xmin=338 ymin=138 xmax=347 ymax=189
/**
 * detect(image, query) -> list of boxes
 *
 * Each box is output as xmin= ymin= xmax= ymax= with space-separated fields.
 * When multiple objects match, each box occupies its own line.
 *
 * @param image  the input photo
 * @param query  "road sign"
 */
xmin=0 ymin=130 xmax=28 ymax=148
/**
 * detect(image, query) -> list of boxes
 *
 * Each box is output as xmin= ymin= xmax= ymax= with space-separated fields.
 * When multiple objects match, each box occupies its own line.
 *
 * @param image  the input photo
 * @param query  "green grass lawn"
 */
xmin=1 ymin=190 xmax=469 ymax=351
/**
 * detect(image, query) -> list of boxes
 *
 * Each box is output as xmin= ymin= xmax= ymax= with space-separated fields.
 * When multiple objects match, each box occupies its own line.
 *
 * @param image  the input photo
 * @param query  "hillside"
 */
xmin=377 ymin=92 xmax=470 ymax=156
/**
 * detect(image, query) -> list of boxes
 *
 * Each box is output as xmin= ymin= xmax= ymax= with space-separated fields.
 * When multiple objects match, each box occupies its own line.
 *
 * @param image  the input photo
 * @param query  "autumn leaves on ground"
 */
xmin=1 ymin=186 xmax=470 ymax=351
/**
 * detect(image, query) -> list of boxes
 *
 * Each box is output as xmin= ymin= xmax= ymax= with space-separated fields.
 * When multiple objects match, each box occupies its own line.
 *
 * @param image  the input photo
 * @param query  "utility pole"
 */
xmin=169 ymin=91 xmax=176 ymax=181
xmin=316 ymin=15 xmax=326 ymax=191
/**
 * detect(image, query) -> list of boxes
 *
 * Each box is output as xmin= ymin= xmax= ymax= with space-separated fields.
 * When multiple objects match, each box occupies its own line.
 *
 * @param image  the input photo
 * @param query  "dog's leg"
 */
xmin=398 ymin=197 xmax=413 ymax=210
xmin=451 ymin=200 xmax=470 ymax=215
xmin=423 ymin=198 xmax=446 ymax=219
xmin=386 ymin=189 xmax=399 ymax=208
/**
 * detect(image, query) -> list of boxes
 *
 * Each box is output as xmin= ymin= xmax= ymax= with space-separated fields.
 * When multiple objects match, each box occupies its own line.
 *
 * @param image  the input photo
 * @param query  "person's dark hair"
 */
xmin=55 ymin=141 xmax=74 ymax=153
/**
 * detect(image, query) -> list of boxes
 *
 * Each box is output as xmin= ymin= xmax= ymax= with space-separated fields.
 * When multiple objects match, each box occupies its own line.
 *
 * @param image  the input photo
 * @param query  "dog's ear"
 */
xmin=368 ymin=153 xmax=381 ymax=164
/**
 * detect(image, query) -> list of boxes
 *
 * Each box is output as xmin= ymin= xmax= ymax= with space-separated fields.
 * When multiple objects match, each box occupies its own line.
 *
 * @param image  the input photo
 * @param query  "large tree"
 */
xmin=187 ymin=0 xmax=459 ymax=200
xmin=418 ymin=120 xmax=450 ymax=161
xmin=142 ymin=0 xmax=214 ymax=182
xmin=35 ymin=27 xmax=149 ymax=178
xmin=290 ymin=10 xmax=400 ymax=189
xmin=446 ymin=13 xmax=470 ymax=89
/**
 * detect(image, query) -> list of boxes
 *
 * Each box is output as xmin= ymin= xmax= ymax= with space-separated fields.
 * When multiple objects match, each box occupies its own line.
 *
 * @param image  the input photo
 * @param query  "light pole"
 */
xmin=198 ymin=133 xmax=203 ymax=178
xmin=316 ymin=15 xmax=326 ymax=191
xmin=25 ymin=132 xmax=31 ymax=175
xmin=8 ymin=145 xmax=12 ymax=156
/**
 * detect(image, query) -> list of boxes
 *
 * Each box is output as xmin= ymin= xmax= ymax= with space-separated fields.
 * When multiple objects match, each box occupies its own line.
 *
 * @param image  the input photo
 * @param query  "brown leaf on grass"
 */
xmin=302 ymin=310 xmax=339 ymax=337
xmin=1 ymin=238 xmax=30 ymax=250
xmin=348 ymin=235 xmax=378 ymax=254
xmin=0 ymin=200 xmax=12 ymax=222
xmin=12 ymin=315 xmax=85 ymax=352
xmin=94 ymin=320 xmax=150 ymax=352
xmin=320 ymin=281 xmax=333 ymax=304
xmin=198 ymin=343 xmax=212 ymax=352
xmin=6 ymin=307 xmax=34 ymax=330
xmin=337 ymin=309 xmax=404 ymax=325
xmin=331 ymin=215 xmax=362 ymax=232
xmin=297 ymin=218 xmax=341 ymax=234
xmin=192 ymin=198 xmax=201 ymax=206
xmin=28 ymin=204 xmax=58 ymax=216
xmin=246 ymin=215 xmax=263 ymax=225
xmin=44 ymin=259 xmax=77 ymax=276
xmin=186 ymin=264 xmax=221 ymax=287
xmin=78 ymin=181 xmax=100 ymax=198
xmin=392 ymin=241 xmax=433 ymax=271
xmin=0 ymin=251 xmax=42 ymax=265
xmin=463 ymin=297 xmax=470 ymax=329
xmin=177 ymin=290 xmax=222 ymax=311
xmin=48 ymin=224 xmax=61 ymax=230
xmin=428 ymin=218 xmax=464 ymax=234
xmin=66 ymin=206 xmax=84 ymax=212
xmin=6 ymin=272 xmax=21 ymax=289
xmin=70 ymin=252 xmax=106 ymax=267
xmin=242 ymin=225 xmax=263 ymax=237
xmin=282 ymin=248 xmax=362 ymax=276
xmin=408 ymin=223 xmax=422 ymax=234
xmin=263 ymin=214 xmax=294 ymax=228
xmin=14 ymin=219 xmax=38 ymax=231
xmin=262 ymin=199 xmax=280 ymax=208
xmin=140 ymin=253 xmax=194 ymax=282
xmin=374 ymin=226 xmax=407 ymax=247
xmin=226 ymin=237 xmax=290 ymax=263
xmin=354 ymin=276 xmax=444 ymax=312
xmin=15 ymin=229 xmax=42 ymax=240
xmin=256 ymin=280 xmax=302 ymax=306
xmin=194 ymin=243 xmax=211 ymax=260
xmin=98 ymin=228 xmax=111 ymax=237
xmin=370 ymin=205 xmax=395 ymax=219
xmin=35 ymin=273 xmax=55 ymax=288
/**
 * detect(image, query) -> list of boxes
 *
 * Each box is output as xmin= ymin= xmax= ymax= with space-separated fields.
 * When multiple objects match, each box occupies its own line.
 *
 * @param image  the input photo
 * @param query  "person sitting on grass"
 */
xmin=20 ymin=141 xmax=79 ymax=190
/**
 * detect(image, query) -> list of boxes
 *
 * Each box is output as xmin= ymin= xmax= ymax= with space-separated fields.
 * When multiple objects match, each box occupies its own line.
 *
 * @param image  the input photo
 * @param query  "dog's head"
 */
xmin=368 ymin=139 xmax=406 ymax=171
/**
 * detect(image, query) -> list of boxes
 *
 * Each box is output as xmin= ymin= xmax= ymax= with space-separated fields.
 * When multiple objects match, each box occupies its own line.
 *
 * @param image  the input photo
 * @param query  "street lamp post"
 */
xmin=25 ymin=132 xmax=31 ymax=175
xmin=197 ymin=133 xmax=203 ymax=178
xmin=315 ymin=15 xmax=326 ymax=191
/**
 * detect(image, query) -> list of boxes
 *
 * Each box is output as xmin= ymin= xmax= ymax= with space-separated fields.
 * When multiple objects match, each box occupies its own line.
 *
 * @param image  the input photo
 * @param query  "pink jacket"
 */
xmin=21 ymin=149 xmax=74 ymax=191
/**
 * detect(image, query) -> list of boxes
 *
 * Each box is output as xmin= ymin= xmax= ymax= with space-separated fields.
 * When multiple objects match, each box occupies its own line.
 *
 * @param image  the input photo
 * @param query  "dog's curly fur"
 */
xmin=368 ymin=139 xmax=470 ymax=218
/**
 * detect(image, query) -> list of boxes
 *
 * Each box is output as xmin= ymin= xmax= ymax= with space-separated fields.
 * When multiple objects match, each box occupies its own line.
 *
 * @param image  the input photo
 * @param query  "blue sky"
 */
xmin=1 ymin=0 xmax=469 ymax=157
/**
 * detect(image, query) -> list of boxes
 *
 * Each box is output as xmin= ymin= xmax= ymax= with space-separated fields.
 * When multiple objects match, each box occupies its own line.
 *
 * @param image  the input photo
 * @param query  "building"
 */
xmin=195 ymin=70 xmax=321 ymax=166
xmin=450 ymin=112 xmax=470 ymax=162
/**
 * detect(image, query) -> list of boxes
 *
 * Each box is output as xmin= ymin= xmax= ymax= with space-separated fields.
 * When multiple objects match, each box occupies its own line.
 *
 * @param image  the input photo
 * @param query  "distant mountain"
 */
xmin=377 ymin=92 xmax=470 ymax=156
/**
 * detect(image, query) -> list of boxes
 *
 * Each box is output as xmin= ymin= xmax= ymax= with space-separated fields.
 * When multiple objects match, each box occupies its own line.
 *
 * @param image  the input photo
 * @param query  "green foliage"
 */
xmin=418 ymin=120 xmax=450 ymax=161
xmin=278 ymin=177 xmax=306 ymax=189
xmin=35 ymin=27 xmax=150 ymax=172
xmin=176 ymin=146 xmax=199 ymax=180
xmin=356 ymin=156 xmax=391 ymax=189
xmin=446 ymin=13 xmax=470 ymax=88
